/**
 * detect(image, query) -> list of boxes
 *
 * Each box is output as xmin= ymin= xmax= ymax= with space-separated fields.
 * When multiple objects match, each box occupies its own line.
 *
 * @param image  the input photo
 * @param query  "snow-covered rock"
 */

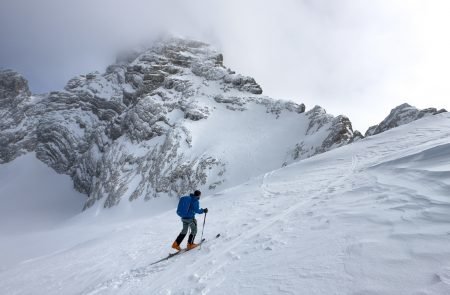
xmin=365 ymin=103 xmax=447 ymax=136
xmin=0 ymin=69 xmax=31 ymax=103
xmin=0 ymin=69 xmax=36 ymax=163
xmin=0 ymin=37 xmax=360 ymax=209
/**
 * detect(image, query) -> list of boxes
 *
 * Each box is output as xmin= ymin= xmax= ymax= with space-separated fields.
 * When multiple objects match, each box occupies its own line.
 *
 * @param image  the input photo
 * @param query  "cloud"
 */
xmin=1 ymin=0 xmax=449 ymax=131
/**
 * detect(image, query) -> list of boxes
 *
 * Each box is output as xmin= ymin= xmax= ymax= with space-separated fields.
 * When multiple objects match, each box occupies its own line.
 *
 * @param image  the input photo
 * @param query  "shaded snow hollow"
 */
xmin=0 ymin=153 xmax=84 ymax=235
xmin=1 ymin=112 xmax=450 ymax=294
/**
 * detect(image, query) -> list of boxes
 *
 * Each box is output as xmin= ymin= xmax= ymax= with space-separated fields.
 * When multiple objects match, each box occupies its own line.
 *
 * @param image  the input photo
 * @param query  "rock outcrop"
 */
xmin=0 ymin=70 xmax=36 ymax=163
xmin=365 ymin=103 xmax=447 ymax=137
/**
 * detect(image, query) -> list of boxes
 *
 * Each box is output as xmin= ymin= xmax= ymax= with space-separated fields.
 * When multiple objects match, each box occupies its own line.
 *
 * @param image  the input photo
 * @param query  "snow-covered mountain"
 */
xmin=0 ymin=37 xmax=361 ymax=210
xmin=365 ymin=103 xmax=446 ymax=136
xmin=1 ymin=109 xmax=449 ymax=295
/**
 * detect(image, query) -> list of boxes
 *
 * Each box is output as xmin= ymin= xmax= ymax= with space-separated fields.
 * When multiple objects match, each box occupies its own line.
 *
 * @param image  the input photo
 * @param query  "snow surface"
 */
xmin=1 ymin=113 xmax=450 ymax=294
xmin=0 ymin=153 xmax=84 ymax=235
xmin=0 ymin=153 xmax=85 ymax=270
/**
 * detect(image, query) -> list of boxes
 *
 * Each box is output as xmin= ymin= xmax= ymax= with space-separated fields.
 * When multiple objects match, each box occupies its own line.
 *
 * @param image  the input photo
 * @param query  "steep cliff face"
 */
xmin=0 ymin=70 xmax=36 ymax=163
xmin=0 ymin=37 xmax=360 ymax=209
xmin=365 ymin=103 xmax=447 ymax=137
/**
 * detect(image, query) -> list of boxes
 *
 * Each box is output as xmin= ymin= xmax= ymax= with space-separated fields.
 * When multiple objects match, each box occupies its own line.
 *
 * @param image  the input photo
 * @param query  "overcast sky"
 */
xmin=1 ymin=0 xmax=449 ymax=132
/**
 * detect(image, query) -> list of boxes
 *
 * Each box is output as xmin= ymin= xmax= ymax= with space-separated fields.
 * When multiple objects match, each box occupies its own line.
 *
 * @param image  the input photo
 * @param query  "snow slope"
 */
xmin=1 ymin=113 xmax=450 ymax=294
xmin=0 ymin=153 xmax=84 ymax=235
xmin=0 ymin=153 xmax=85 ymax=270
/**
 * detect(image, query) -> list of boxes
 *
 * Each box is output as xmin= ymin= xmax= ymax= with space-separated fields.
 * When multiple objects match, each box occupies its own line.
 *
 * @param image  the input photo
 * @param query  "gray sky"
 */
xmin=1 ymin=0 xmax=449 ymax=132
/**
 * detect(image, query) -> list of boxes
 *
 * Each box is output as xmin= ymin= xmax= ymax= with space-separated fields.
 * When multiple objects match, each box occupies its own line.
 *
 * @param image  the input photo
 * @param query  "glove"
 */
xmin=203 ymin=208 xmax=208 ymax=214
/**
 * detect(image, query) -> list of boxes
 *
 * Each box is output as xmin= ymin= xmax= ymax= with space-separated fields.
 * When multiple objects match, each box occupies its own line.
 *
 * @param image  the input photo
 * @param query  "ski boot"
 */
xmin=171 ymin=241 xmax=181 ymax=251
xmin=187 ymin=243 xmax=199 ymax=250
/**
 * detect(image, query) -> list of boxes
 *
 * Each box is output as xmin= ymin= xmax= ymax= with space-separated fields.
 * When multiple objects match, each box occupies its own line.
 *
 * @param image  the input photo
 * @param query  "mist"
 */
xmin=1 ymin=0 xmax=449 ymax=131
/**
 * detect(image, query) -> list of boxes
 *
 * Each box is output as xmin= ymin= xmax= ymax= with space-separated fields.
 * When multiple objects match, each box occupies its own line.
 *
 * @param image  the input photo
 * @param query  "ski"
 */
xmin=149 ymin=234 xmax=220 ymax=266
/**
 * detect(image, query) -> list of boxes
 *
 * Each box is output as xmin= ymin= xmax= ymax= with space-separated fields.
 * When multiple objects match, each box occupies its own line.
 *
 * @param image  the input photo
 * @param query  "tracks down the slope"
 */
xmin=146 ymin=153 xmax=360 ymax=293
xmin=82 ymin=151 xmax=360 ymax=294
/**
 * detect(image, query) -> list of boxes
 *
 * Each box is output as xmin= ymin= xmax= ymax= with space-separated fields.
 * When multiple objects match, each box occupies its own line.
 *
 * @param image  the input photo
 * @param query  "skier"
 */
xmin=172 ymin=190 xmax=208 ymax=251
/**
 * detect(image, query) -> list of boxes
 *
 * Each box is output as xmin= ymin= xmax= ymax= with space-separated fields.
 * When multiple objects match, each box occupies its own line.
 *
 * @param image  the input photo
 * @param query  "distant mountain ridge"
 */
xmin=0 ymin=37 xmax=443 ymax=210
xmin=365 ymin=103 xmax=446 ymax=137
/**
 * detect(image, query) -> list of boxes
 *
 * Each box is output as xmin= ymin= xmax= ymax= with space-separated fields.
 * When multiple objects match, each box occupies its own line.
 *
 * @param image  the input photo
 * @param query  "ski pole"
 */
xmin=200 ymin=212 xmax=207 ymax=247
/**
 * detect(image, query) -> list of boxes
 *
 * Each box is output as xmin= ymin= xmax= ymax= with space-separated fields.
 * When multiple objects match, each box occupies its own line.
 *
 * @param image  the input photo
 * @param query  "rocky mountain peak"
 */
xmin=64 ymin=38 xmax=262 ymax=106
xmin=365 ymin=103 xmax=447 ymax=136
xmin=0 ymin=69 xmax=31 ymax=106
xmin=1 ymin=37 xmax=361 ymax=210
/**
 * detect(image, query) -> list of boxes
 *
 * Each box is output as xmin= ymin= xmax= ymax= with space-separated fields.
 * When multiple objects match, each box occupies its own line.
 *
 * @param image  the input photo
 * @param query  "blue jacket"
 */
xmin=179 ymin=194 xmax=204 ymax=219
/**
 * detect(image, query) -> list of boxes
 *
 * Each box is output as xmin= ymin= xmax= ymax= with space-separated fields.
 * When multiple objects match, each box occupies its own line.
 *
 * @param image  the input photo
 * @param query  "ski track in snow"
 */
xmin=1 ymin=114 xmax=450 ymax=294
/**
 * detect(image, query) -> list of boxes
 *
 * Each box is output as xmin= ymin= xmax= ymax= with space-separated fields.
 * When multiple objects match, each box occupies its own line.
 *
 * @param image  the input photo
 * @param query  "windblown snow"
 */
xmin=1 ymin=113 xmax=450 ymax=294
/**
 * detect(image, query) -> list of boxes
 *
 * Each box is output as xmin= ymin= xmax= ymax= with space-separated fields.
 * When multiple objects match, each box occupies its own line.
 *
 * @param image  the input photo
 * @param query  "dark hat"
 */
xmin=194 ymin=190 xmax=201 ymax=197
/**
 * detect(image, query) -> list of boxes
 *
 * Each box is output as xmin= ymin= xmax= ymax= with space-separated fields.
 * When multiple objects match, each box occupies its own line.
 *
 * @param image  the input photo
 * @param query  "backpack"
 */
xmin=176 ymin=195 xmax=193 ymax=217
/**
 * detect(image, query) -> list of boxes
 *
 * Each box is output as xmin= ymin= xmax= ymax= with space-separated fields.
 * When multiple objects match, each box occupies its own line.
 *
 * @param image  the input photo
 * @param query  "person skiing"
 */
xmin=172 ymin=190 xmax=208 ymax=251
